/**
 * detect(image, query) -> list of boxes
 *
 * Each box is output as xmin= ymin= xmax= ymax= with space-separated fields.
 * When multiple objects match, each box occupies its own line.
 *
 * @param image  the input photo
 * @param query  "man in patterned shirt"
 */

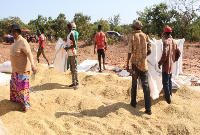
xmin=126 ymin=21 xmax=152 ymax=115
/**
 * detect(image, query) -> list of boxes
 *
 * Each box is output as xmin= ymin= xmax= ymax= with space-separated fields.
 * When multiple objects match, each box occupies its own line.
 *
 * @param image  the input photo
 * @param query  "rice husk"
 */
xmin=0 ymin=64 xmax=200 ymax=135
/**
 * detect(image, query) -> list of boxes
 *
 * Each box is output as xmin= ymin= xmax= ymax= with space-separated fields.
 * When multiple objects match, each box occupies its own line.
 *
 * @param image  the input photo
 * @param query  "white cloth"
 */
xmin=52 ymin=38 xmax=67 ymax=73
xmin=0 ymin=72 xmax=10 ymax=86
xmin=77 ymin=59 xmax=98 ymax=72
xmin=0 ymin=61 xmax=12 ymax=73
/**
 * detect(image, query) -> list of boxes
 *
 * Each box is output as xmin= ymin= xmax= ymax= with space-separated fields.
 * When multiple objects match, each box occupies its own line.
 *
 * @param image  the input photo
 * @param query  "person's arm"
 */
xmin=146 ymin=35 xmax=151 ymax=56
xmin=126 ymin=53 xmax=131 ymax=70
xmin=64 ymin=32 xmax=76 ymax=50
xmin=104 ymin=42 xmax=107 ymax=51
xmin=126 ymin=39 xmax=133 ymax=70
xmin=94 ymin=34 xmax=97 ymax=54
xmin=94 ymin=42 xmax=97 ymax=54
xmin=158 ymin=41 xmax=169 ymax=69
xmin=104 ymin=35 xmax=107 ymax=51
xmin=21 ymin=40 xmax=37 ymax=74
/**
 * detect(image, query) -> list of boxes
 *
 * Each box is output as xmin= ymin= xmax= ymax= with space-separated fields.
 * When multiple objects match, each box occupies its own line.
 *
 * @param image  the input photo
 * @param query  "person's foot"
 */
xmin=130 ymin=102 xmax=137 ymax=108
xmin=145 ymin=109 xmax=152 ymax=115
xmin=103 ymin=65 xmax=106 ymax=70
xmin=21 ymin=106 xmax=28 ymax=112
xmin=98 ymin=70 xmax=102 ymax=73
xmin=74 ymin=85 xmax=79 ymax=90
xmin=68 ymin=84 xmax=75 ymax=87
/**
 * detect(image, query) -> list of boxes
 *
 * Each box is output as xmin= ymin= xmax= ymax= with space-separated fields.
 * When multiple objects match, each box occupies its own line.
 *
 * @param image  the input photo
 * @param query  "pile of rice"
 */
xmin=0 ymin=64 xmax=200 ymax=135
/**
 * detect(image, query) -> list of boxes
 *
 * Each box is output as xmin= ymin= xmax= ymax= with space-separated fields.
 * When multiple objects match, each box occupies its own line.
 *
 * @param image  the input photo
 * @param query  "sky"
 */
xmin=0 ymin=0 xmax=198 ymax=25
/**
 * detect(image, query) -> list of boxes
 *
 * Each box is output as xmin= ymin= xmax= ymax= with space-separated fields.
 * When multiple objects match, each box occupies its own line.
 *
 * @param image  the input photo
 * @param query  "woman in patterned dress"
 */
xmin=9 ymin=24 xmax=37 ymax=111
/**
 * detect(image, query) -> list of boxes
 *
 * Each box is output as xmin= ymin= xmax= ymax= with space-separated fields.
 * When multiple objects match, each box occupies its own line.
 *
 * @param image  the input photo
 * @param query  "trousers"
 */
xmin=131 ymin=64 xmax=151 ymax=110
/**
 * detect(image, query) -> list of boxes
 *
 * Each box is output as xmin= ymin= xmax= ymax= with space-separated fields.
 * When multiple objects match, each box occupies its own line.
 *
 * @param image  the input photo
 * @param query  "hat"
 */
xmin=10 ymin=24 xmax=21 ymax=33
xmin=132 ymin=21 xmax=143 ymax=30
xmin=162 ymin=26 xmax=172 ymax=35
xmin=71 ymin=23 xmax=76 ymax=29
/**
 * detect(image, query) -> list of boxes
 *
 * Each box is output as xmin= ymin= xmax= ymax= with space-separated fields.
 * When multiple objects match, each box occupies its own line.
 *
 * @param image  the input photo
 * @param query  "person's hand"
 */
xmin=64 ymin=46 xmax=69 ymax=51
xmin=126 ymin=65 xmax=129 ymax=70
xmin=32 ymin=65 xmax=37 ymax=74
xmin=104 ymin=46 xmax=107 ymax=51
xmin=158 ymin=63 xmax=161 ymax=69
xmin=38 ymin=46 xmax=41 ymax=51
xmin=147 ymin=50 xmax=151 ymax=56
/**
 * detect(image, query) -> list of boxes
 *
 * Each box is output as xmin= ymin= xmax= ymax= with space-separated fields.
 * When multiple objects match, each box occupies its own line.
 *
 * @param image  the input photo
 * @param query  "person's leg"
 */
xmin=37 ymin=48 xmax=42 ymax=63
xmin=102 ymin=50 xmax=105 ymax=70
xmin=41 ymin=48 xmax=50 ymax=65
xmin=162 ymin=72 xmax=171 ymax=104
xmin=68 ymin=56 xmax=75 ymax=86
xmin=140 ymin=70 xmax=151 ymax=112
xmin=69 ymin=56 xmax=79 ymax=89
xmin=73 ymin=56 xmax=79 ymax=89
xmin=75 ymin=48 xmax=78 ymax=66
xmin=169 ymin=73 xmax=172 ymax=96
xmin=97 ymin=50 xmax=102 ymax=72
xmin=67 ymin=58 xmax=70 ymax=70
xmin=130 ymin=64 xmax=139 ymax=108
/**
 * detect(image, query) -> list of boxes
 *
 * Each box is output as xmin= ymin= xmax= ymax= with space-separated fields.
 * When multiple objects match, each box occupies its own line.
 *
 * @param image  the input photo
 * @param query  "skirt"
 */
xmin=10 ymin=71 xmax=31 ymax=111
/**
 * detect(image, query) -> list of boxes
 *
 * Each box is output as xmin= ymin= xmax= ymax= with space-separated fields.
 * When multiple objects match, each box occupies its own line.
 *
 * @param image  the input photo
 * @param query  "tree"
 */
xmin=52 ymin=13 xmax=68 ymax=40
xmin=108 ymin=14 xmax=121 ymax=31
xmin=73 ymin=13 xmax=92 ymax=43
xmin=167 ymin=0 xmax=200 ymax=39
xmin=137 ymin=3 xmax=171 ymax=37
xmin=0 ymin=17 xmax=25 ymax=41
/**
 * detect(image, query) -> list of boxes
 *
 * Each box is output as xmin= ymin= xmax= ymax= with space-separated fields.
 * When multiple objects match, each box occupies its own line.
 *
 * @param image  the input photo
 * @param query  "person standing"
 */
xmin=126 ymin=21 xmax=152 ymax=115
xmin=37 ymin=30 xmax=50 ymax=65
xmin=158 ymin=26 xmax=180 ymax=104
xmin=94 ymin=25 xmax=107 ymax=72
xmin=67 ymin=23 xmax=79 ymax=69
xmin=64 ymin=23 xmax=79 ymax=90
xmin=49 ymin=31 xmax=53 ymax=43
xmin=10 ymin=24 xmax=37 ymax=111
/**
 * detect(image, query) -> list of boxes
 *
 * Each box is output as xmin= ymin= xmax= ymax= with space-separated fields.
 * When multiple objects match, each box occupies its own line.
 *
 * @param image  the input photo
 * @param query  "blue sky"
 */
xmin=0 ymin=0 xmax=198 ymax=25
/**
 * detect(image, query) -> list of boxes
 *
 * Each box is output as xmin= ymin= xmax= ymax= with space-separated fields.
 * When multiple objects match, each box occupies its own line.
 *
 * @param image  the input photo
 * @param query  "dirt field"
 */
xmin=0 ymin=41 xmax=200 ymax=78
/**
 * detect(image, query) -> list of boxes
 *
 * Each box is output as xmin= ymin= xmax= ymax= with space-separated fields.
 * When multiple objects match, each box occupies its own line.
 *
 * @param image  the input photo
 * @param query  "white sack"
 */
xmin=118 ymin=70 xmax=130 ymax=77
xmin=147 ymin=62 xmax=163 ymax=100
xmin=52 ymin=38 xmax=67 ymax=73
xmin=172 ymin=39 xmax=184 ymax=76
xmin=0 ymin=61 xmax=12 ymax=73
xmin=0 ymin=72 xmax=10 ymax=86
xmin=148 ymin=38 xmax=157 ymax=69
xmin=77 ymin=59 xmax=98 ymax=72
xmin=155 ymin=39 xmax=163 ymax=73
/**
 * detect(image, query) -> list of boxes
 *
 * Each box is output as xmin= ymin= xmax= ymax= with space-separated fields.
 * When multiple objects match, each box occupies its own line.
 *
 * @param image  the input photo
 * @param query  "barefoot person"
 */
xmin=126 ymin=21 xmax=152 ymax=115
xmin=94 ymin=25 xmax=107 ymax=72
xmin=10 ymin=24 xmax=37 ymax=111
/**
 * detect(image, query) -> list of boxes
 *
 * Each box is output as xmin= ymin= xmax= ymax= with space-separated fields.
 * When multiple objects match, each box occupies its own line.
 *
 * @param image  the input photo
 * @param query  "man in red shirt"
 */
xmin=158 ymin=26 xmax=180 ymax=104
xmin=37 ymin=30 xmax=49 ymax=65
xmin=94 ymin=25 xmax=107 ymax=72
